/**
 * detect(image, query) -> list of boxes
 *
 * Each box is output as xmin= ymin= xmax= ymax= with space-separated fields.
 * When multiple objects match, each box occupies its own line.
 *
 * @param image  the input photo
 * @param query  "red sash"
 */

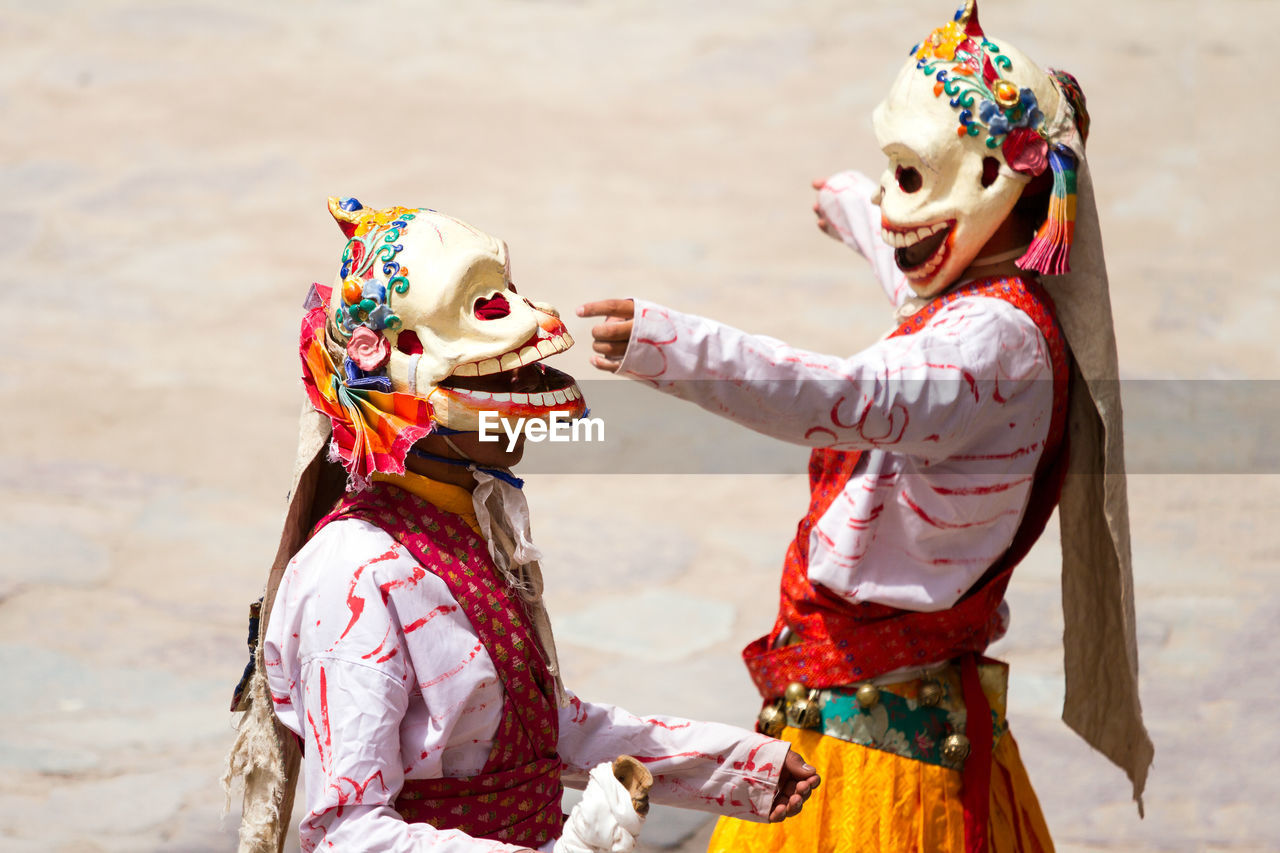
xmin=314 ymin=483 xmax=565 ymax=848
xmin=742 ymin=275 xmax=1069 ymax=697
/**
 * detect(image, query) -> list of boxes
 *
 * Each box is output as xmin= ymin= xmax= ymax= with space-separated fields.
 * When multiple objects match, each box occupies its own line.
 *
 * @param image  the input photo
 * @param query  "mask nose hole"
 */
xmin=396 ymin=329 xmax=424 ymax=355
xmin=474 ymin=293 xmax=511 ymax=320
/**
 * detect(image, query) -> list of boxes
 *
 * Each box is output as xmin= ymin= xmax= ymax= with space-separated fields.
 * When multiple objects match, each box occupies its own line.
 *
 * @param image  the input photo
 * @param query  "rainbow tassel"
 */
xmin=1018 ymin=144 xmax=1077 ymax=276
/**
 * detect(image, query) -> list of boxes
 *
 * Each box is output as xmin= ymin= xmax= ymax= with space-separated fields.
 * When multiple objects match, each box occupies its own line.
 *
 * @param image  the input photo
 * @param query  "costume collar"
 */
xmin=372 ymin=470 xmax=480 ymax=534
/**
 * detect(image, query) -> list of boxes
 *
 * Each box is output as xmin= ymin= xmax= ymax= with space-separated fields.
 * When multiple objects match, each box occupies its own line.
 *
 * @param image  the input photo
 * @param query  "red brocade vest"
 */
xmin=743 ymin=276 xmax=1070 ymax=700
xmin=314 ymin=483 xmax=565 ymax=848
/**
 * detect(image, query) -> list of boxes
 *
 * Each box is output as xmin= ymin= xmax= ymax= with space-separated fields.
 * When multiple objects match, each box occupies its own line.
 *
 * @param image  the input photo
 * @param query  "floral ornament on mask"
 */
xmin=329 ymin=197 xmax=418 ymax=392
xmin=912 ymin=3 xmax=1049 ymax=178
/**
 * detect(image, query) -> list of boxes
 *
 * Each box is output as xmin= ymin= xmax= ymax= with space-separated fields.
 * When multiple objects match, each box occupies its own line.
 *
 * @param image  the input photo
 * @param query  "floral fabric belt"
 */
xmin=770 ymin=659 xmax=1010 ymax=770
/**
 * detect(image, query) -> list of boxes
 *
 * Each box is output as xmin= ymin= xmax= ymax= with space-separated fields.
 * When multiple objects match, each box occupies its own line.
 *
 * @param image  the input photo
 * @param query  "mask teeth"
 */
xmin=405 ymin=354 xmax=421 ymax=395
xmin=1017 ymin=145 xmax=1077 ymax=276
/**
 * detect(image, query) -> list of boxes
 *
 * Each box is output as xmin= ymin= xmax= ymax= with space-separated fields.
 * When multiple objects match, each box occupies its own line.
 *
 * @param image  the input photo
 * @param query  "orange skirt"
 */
xmin=708 ymin=726 xmax=1053 ymax=853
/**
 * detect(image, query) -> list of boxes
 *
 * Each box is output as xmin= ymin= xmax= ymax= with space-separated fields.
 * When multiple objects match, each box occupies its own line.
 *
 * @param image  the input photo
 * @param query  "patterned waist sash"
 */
xmin=396 ymin=757 xmax=564 ymax=843
xmin=782 ymin=658 xmax=1010 ymax=770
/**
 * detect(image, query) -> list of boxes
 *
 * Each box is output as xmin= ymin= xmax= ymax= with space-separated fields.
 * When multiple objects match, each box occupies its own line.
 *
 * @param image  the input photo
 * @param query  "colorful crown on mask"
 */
xmin=333 ymin=198 xmax=417 ymax=333
xmin=329 ymin=197 xmax=417 ymax=393
xmin=911 ymin=5 xmax=1044 ymax=165
xmin=912 ymin=1 xmax=1089 ymax=275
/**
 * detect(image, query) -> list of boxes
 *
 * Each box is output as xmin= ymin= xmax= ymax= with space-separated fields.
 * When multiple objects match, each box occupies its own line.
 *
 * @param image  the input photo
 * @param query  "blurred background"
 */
xmin=2 ymin=1 xmax=1277 ymax=850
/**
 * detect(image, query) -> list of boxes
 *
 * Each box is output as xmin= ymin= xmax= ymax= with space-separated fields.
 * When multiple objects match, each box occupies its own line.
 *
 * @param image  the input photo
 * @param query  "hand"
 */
xmin=811 ymin=177 xmax=840 ymax=240
xmin=768 ymin=748 xmax=820 ymax=822
xmin=576 ymin=298 xmax=635 ymax=373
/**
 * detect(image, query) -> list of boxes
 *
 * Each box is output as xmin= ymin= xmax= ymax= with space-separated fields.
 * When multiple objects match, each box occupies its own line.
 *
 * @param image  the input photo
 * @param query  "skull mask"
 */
xmin=873 ymin=2 xmax=1066 ymax=296
xmin=325 ymin=197 xmax=585 ymax=433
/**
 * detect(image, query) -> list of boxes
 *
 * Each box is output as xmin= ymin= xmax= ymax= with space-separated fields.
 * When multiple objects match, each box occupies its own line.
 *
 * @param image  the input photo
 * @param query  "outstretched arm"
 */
xmin=579 ymin=296 xmax=1039 ymax=458
xmin=812 ymin=171 xmax=911 ymax=309
xmin=556 ymin=694 xmax=817 ymax=824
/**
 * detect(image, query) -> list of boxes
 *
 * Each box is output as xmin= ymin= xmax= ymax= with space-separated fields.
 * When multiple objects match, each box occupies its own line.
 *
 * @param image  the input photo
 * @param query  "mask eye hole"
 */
xmin=474 ymin=293 xmax=511 ymax=321
xmin=896 ymin=166 xmax=922 ymax=193
xmin=981 ymin=157 xmax=1000 ymax=188
xmin=396 ymin=329 xmax=423 ymax=355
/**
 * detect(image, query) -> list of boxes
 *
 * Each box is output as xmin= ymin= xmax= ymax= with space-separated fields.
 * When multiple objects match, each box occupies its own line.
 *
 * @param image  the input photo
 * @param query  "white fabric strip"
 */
xmin=555 ymin=762 xmax=644 ymax=853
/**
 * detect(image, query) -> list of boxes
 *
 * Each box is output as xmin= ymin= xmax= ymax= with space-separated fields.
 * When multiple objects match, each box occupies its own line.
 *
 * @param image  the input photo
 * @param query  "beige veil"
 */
xmin=1043 ymin=157 xmax=1154 ymax=809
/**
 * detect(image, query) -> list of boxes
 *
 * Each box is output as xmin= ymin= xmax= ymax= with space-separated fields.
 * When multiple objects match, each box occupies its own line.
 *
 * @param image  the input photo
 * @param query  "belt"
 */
xmin=757 ymin=657 xmax=1009 ymax=771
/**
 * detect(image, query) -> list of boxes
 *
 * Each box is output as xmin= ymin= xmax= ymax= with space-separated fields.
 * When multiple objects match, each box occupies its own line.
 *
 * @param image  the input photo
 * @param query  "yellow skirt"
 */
xmin=708 ymin=726 xmax=1053 ymax=853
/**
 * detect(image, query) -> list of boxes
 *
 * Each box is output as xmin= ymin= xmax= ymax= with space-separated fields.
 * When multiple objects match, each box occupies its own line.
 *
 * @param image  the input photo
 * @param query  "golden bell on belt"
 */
xmin=758 ymin=702 xmax=786 ymax=738
xmin=855 ymin=684 xmax=880 ymax=709
xmin=942 ymin=733 xmax=971 ymax=765
xmin=784 ymin=681 xmax=808 ymax=704
xmin=918 ymin=680 xmax=943 ymax=707
xmin=789 ymin=697 xmax=822 ymax=730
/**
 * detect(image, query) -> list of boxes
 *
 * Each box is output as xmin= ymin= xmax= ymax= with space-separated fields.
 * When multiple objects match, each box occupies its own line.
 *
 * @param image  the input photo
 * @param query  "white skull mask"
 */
xmin=327 ymin=198 xmax=584 ymax=431
xmin=872 ymin=6 xmax=1064 ymax=297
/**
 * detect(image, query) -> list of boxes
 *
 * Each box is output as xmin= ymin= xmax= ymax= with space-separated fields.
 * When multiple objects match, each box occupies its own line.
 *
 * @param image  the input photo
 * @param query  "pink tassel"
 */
xmin=1018 ymin=146 xmax=1077 ymax=276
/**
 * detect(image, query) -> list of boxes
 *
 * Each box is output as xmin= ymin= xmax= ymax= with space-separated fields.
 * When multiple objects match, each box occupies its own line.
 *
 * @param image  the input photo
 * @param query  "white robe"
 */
xmin=265 ymin=517 xmax=788 ymax=853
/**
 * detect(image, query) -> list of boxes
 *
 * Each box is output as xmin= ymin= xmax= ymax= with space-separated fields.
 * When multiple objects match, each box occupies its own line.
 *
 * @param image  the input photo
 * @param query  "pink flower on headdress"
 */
xmin=1002 ymin=127 xmax=1049 ymax=177
xmin=346 ymin=326 xmax=391 ymax=372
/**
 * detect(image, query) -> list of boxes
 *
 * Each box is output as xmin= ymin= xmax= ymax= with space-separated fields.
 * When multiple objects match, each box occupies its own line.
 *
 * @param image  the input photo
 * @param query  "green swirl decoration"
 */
xmin=336 ymin=209 xmax=419 ymax=334
xmin=916 ymin=32 xmax=1042 ymax=154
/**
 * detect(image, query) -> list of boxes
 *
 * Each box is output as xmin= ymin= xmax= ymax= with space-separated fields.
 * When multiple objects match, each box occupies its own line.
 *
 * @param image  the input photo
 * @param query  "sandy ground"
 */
xmin=2 ymin=0 xmax=1278 ymax=850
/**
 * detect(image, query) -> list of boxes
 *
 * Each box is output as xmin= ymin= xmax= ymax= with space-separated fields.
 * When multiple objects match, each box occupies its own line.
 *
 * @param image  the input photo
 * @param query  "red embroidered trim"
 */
xmin=743 ymin=276 xmax=1069 ymax=699
xmin=314 ymin=483 xmax=564 ymax=847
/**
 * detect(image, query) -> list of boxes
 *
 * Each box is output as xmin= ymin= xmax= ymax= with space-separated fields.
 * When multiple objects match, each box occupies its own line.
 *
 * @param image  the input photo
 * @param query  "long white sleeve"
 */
xmin=617 ymin=295 xmax=1049 ymax=462
xmin=557 ymin=696 xmax=787 ymax=822
xmin=813 ymin=169 xmax=910 ymax=308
